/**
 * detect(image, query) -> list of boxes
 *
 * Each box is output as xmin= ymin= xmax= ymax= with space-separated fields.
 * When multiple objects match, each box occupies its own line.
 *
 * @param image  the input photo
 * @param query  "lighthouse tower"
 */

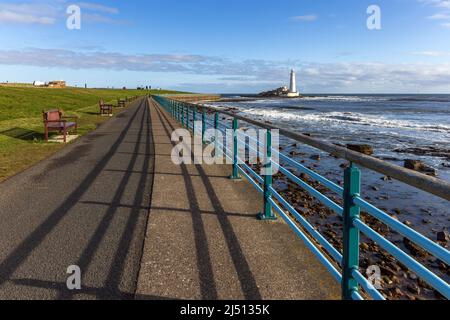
xmin=287 ymin=69 xmax=300 ymax=97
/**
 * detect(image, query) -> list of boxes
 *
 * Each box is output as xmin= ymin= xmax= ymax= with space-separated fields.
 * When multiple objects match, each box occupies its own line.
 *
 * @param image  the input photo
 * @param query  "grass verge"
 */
xmin=0 ymin=87 xmax=182 ymax=182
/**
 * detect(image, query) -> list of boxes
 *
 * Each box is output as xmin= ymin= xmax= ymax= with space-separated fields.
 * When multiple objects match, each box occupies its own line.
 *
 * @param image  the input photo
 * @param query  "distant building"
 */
xmin=286 ymin=69 xmax=300 ymax=97
xmin=47 ymin=80 xmax=66 ymax=88
xmin=33 ymin=81 xmax=46 ymax=87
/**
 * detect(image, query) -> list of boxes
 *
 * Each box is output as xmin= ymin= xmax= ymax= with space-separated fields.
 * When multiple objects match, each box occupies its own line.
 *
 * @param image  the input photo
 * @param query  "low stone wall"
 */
xmin=166 ymin=94 xmax=221 ymax=103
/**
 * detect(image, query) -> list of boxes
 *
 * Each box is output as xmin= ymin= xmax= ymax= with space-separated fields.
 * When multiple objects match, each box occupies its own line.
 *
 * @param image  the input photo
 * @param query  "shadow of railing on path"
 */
xmin=154 ymin=102 xmax=262 ymax=300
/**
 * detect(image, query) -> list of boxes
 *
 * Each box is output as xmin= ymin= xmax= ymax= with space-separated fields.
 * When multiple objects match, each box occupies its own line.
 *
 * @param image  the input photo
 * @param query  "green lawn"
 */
xmin=0 ymin=87 xmax=182 ymax=182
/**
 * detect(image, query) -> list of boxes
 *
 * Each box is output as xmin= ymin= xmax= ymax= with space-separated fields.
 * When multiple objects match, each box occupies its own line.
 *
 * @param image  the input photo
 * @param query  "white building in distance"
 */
xmin=33 ymin=81 xmax=46 ymax=87
xmin=286 ymin=69 xmax=300 ymax=97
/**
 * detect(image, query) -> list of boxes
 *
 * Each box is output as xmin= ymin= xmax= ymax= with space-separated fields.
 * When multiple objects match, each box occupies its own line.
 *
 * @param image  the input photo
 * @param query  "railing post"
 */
xmin=175 ymin=102 xmax=178 ymax=120
xmin=193 ymin=107 xmax=196 ymax=133
xmin=229 ymin=117 xmax=241 ymax=180
xmin=214 ymin=112 xmax=219 ymax=158
xmin=342 ymin=162 xmax=361 ymax=300
xmin=181 ymin=103 xmax=185 ymax=126
xmin=202 ymin=108 xmax=206 ymax=144
xmin=187 ymin=106 xmax=190 ymax=129
xmin=257 ymin=129 xmax=276 ymax=220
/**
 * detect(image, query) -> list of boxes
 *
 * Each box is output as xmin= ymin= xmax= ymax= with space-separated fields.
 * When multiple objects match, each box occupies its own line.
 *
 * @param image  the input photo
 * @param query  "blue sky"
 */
xmin=0 ymin=0 xmax=450 ymax=93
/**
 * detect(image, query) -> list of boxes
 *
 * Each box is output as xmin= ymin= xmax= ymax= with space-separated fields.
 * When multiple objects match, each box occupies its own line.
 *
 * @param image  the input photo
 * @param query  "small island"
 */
xmin=259 ymin=69 xmax=301 ymax=98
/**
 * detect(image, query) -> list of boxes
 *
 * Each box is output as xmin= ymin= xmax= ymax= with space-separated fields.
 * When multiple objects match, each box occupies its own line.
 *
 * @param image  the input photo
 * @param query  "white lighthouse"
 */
xmin=287 ymin=69 xmax=300 ymax=97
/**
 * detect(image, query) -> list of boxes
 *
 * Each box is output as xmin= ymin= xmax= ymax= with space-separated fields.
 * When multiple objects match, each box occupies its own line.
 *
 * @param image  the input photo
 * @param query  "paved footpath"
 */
xmin=0 ymin=98 xmax=154 ymax=299
xmin=135 ymin=99 xmax=340 ymax=300
xmin=0 ymin=97 xmax=340 ymax=300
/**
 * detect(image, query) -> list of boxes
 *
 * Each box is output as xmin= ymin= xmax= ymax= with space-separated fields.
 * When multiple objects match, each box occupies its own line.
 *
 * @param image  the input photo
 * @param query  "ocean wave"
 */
xmin=388 ymin=97 xmax=450 ymax=103
xmin=300 ymin=95 xmax=387 ymax=102
xmin=279 ymin=106 xmax=316 ymax=111
xmin=240 ymin=109 xmax=450 ymax=134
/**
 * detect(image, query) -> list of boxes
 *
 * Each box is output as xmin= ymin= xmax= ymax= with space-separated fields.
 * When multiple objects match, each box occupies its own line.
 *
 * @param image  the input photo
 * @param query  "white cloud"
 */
xmin=82 ymin=13 xmax=127 ymax=25
xmin=1 ymin=47 xmax=450 ymax=92
xmin=77 ymin=2 xmax=119 ymax=14
xmin=420 ymin=0 xmax=450 ymax=27
xmin=290 ymin=14 xmax=318 ymax=22
xmin=0 ymin=2 xmax=58 ymax=25
xmin=0 ymin=10 xmax=55 ymax=25
xmin=419 ymin=0 xmax=450 ymax=9
xmin=0 ymin=1 xmax=121 ymax=25
xmin=427 ymin=13 xmax=450 ymax=19
xmin=0 ymin=48 xmax=212 ymax=72
xmin=411 ymin=51 xmax=450 ymax=56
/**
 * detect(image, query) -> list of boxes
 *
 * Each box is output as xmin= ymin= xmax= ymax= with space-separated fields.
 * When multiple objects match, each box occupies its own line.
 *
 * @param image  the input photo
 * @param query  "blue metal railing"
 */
xmin=152 ymin=95 xmax=450 ymax=301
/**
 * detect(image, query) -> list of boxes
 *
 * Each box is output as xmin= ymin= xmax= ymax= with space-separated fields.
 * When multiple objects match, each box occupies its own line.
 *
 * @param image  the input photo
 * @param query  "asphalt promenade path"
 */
xmin=0 ymin=97 xmax=154 ymax=299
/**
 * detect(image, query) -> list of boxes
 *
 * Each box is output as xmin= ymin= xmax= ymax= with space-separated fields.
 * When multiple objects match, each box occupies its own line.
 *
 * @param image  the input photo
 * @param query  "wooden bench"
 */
xmin=118 ymin=99 xmax=126 ymax=108
xmin=42 ymin=109 xmax=78 ymax=143
xmin=99 ymin=100 xmax=113 ymax=116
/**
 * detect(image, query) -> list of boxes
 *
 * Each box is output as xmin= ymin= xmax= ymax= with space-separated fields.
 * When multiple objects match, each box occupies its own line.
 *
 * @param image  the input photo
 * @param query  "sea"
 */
xmin=211 ymin=94 xmax=450 ymax=179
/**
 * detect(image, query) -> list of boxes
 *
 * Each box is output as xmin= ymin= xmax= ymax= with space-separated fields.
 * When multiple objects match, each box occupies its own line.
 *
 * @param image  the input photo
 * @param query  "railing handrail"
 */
xmin=160 ymin=95 xmax=450 ymax=202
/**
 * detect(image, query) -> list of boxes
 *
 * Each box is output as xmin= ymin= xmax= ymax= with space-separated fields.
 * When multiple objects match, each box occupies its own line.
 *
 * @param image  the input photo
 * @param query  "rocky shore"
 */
xmin=247 ymin=154 xmax=448 ymax=300
xmin=241 ymin=134 xmax=449 ymax=300
xmin=274 ymin=169 xmax=448 ymax=300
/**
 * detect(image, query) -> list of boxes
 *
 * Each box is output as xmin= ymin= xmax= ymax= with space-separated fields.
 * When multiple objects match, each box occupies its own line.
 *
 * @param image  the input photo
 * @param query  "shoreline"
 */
xmin=245 ymin=142 xmax=449 ymax=300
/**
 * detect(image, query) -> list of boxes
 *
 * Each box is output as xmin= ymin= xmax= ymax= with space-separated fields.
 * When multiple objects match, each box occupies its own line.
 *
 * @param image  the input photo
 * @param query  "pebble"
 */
xmin=347 ymin=144 xmax=374 ymax=156
xmin=437 ymin=231 xmax=449 ymax=242
xmin=408 ymin=272 xmax=418 ymax=280
xmin=403 ymin=238 xmax=428 ymax=257
xmin=383 ymin=276 xmax=393 ymax=285
xmin=394 ymin=288 xmax=404 ymax=296
xmin=389 ymin=262 xmax=402 ymax=272
xmin=407 ymin=284 xmax=421 ymax=295
xmin=381 ymin=265 xmax=397 ymax=277
xmin=404 ymin=220 xmax=413 ymax=227
xmin=361 ymin=243 xmax=370 ymax=251
xmin=418 ymin=278 xmax=433 ymax=290
xmin=438 ymin=262 xmax=448 ymax=272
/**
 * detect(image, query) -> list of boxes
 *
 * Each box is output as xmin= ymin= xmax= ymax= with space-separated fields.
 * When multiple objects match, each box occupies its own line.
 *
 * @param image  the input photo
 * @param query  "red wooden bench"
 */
xmin=99 ymin=100 xmax=113 ymax=116
xmin=42 ymin=109 xmax=78 ymax=143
